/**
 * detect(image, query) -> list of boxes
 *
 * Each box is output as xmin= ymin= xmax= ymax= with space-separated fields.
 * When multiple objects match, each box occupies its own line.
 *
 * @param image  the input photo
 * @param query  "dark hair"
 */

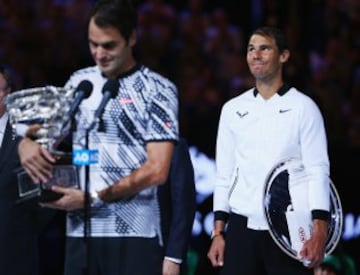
xmin=90 ymin=0 xmax=137 ymax=41
xmin=250 ymin=26 xmax=289 ymax=53
xmin=0 ymin=64 xmax=14 ymax=90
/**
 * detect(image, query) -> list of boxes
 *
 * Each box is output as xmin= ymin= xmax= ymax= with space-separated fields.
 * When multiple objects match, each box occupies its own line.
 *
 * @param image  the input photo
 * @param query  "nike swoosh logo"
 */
xmin=279 ymin=109 xmax=291 ymax=113
xmin=236 ymin=111 xmax=248 ymax=118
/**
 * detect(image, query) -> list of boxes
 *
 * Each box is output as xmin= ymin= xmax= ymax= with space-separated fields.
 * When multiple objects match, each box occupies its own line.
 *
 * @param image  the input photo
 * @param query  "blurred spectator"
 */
xmin=314 ymin=251 xmax=357 ymax=275
xmin=314 ymin=255 xmax=343 ymax=275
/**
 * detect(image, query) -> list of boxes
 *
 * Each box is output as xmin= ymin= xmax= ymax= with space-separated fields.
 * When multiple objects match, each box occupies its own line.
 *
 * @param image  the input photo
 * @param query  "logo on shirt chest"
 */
xmin=236 ymin=111 xmax=249 ymax=118
xmin=120 ymin=98 xmax=135 ymax=104
xmin=279 ymin=108 xmax=292 ymax=113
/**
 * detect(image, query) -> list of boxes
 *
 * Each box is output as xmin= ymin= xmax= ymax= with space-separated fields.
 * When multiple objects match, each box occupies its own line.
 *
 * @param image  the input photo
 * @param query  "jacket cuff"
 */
xmin=311 ymin=209 xmax=330 ymax=221
xmin=214 ymin=210 xmax=229 ymax=222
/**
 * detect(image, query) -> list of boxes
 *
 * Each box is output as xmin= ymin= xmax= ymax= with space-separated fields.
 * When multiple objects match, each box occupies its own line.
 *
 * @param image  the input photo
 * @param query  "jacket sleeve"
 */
xmin=159 ymin=138 xmax=196 ymax=261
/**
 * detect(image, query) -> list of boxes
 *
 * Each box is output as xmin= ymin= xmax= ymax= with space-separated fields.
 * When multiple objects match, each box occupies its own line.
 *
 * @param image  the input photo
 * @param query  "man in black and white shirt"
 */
xmin=18 ymin=1 xmax=179 ymax=274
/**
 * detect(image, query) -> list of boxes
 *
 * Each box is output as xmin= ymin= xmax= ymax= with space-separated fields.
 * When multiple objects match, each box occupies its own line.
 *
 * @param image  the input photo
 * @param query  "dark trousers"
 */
xmin=0 ymin=234 xmax=39 ymax=275
xmin=220 ymin=213 xmax=313 ymax=275
xmin=64 ymin=236 xmax=163 ymax=275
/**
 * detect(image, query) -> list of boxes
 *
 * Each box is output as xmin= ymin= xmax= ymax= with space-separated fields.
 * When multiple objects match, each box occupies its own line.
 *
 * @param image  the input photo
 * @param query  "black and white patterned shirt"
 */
xmin=64 ymin=64 xmax=179 ymax=239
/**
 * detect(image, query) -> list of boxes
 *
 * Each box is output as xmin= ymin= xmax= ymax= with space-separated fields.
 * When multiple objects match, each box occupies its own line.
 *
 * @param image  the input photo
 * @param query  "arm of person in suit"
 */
xmin=162 ymin=138 xmax=196 ymax=275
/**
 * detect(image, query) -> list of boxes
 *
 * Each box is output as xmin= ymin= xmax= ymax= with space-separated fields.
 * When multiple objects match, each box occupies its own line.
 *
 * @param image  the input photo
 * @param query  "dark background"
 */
xmin=1 ymin=0 xmax=359 ymax=274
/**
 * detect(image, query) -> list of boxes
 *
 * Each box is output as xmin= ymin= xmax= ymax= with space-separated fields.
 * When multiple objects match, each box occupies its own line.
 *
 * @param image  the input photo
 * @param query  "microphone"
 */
xmin=88 ymin=79 xmax=119 ymax=131
xmin=62 ymin=80 xmax=93 ymax=133
xmin=68 ymin=80 xmax=93 ymax=118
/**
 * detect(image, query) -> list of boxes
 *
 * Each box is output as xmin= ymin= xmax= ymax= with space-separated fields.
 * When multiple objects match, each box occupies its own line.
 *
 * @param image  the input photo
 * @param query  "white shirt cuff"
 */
xmin=164 ymin=256 xmax=182 ymax=264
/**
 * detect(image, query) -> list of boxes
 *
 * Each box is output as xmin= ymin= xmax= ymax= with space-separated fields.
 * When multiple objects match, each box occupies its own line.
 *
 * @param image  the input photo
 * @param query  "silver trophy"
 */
xmin=263 ymin=158 xmax=343 ymax=265
xmin=6 ymin=86 xmax=79 ymax=202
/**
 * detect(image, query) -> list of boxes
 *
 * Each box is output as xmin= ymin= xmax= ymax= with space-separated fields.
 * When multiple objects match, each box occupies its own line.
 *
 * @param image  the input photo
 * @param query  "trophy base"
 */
xmin=38 ymin=188 xmax=64 ymax=203
xmin=16 ymin=165 xmax=79 ymax=203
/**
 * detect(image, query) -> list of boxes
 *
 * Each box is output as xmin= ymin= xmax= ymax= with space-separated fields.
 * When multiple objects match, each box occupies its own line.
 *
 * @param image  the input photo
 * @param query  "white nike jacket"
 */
xmin=213 ymin=86 xmax=330 ymax=230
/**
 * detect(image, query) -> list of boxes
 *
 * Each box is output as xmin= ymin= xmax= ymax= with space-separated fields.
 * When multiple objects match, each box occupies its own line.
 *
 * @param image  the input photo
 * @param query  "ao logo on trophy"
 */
xmin=73 ymin=149 xmax=99 ymax=165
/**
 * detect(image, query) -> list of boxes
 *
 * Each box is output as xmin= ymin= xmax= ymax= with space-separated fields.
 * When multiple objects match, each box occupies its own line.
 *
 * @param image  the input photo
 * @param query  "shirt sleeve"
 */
xmin=213 ymin=103 xmax=234 ymax=214
xmin=145 ymin=81 xmax=179 ymax=142
xmin=300 ymin=97 xmax=330 ymax=212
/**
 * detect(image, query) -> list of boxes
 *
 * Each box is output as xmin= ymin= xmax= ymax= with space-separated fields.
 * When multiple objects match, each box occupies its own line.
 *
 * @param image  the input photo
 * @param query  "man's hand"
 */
xmin=162 ymin=259 xmax=180 ymax=275
xmin=40 ymin=185 xmax=85 ymax=211
xmin=299 ymin=219 xmax=328 ymax=268
xmin=18 ymin=137 xmax=56 ymax=183
xmin=207 ymin=235 xmax=225 ymax=267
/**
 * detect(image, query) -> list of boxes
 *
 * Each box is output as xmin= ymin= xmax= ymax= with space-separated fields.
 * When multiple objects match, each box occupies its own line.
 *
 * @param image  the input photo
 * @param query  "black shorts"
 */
xmin=64 ymin=236 xmax=163 ymax=275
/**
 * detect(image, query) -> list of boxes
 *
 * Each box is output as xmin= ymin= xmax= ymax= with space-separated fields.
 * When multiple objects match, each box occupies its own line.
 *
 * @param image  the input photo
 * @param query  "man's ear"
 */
xmin=128 ymin=30 xmax=137 ymax=47
xmin=280 ymin=49 xmax=290 ymax=64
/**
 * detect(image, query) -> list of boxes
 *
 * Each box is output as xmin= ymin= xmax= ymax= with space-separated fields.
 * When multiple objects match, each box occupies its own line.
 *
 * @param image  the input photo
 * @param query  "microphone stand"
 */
xmin=82 ymin=122 xmax=94 ymax=275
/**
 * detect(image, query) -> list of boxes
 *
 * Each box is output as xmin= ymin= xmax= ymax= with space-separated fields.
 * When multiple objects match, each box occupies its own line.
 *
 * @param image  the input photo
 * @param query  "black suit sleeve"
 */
xmin=159 ymin=138 xmax=196 ymax=261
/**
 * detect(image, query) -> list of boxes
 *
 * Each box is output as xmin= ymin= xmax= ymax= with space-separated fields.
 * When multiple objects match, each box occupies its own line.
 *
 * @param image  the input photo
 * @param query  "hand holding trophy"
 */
xmin=6 ymin=81 xmax=93 ymax=202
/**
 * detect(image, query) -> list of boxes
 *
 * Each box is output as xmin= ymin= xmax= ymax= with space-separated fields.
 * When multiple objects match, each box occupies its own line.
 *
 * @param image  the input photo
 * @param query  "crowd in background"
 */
xmin=1 ymin=0 xmax=360 ymax=155
xmin=1 ymin=0 xmax=360 ymax=274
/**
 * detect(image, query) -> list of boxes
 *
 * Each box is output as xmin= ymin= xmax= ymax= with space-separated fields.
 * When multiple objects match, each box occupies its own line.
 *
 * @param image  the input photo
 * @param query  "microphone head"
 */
xmin=102 ymin=79 xmax=119 ymax=98
xmin=76 ymin=80 xmax=93 ymax=99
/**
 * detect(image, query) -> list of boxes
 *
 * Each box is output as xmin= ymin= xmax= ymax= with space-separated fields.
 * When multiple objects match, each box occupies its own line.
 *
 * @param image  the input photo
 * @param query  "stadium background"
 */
xmin=1 ymin=0 xmax=359 ymax=274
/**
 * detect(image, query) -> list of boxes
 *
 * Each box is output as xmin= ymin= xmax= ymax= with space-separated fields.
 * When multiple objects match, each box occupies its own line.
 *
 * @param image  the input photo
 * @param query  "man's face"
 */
xmin=88 ymin=18 xmax=136 ymax=78
xmin=246 ymin=34 xmax=289 ymax=82
xmin=0 ymin=73 xmax=10 ymax=116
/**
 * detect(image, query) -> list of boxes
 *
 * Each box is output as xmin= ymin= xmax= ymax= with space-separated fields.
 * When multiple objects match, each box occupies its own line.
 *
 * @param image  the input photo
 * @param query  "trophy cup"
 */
xmin=6 ymin=85 xmax=79 ymax=202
